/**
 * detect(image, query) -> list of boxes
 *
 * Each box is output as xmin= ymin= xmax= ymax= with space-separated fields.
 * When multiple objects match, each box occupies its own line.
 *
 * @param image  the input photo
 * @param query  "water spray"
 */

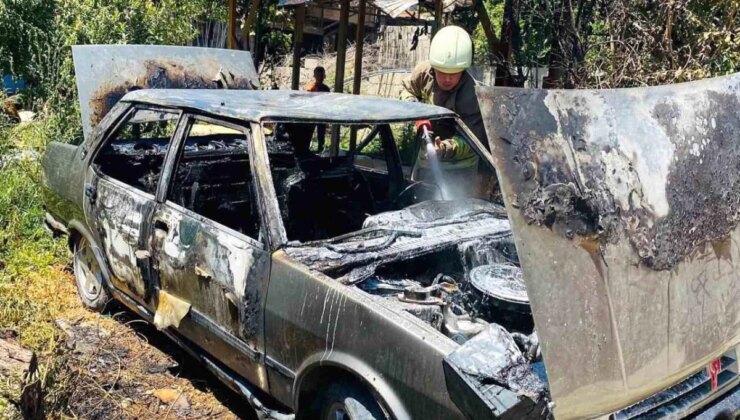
xmin=420 ymin=125 xmax=450 ymax=200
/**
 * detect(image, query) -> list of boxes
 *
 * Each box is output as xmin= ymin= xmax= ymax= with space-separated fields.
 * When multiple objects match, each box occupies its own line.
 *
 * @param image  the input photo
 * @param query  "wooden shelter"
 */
xmin=224 ymin=0 xmax=501 ymax=94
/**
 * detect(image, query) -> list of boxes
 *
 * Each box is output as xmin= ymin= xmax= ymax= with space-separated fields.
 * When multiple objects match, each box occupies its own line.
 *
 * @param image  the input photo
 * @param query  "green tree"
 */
xmin=0 ymin=0 xmax=55 ymax=78
xmin=468 ymin=0 xmax=740 ymax=88
xmin=582 ymin=0 xmax=740 ymax=88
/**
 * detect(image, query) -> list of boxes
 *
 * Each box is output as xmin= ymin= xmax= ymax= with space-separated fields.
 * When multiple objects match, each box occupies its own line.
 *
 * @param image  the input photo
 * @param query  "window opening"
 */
xmin=93 ymin=108 xmax=179 ymax=194
xmin=167 ymin=118 xmax=261 ymax=240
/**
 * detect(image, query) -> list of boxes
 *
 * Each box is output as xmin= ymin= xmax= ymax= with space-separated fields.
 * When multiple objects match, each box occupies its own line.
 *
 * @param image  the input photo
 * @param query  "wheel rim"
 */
xmin=326 ymin=402 xmax=351 ymax=420
xmin=74 ymin=237 xmax=104 ymax=302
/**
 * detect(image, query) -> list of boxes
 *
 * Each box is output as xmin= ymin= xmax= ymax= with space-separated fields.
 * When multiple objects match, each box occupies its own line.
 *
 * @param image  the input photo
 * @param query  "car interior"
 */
xmin=94 ymin=109 xmax=472 ymax=243
xmin=264 ymin=122 xmax=445 ymax=242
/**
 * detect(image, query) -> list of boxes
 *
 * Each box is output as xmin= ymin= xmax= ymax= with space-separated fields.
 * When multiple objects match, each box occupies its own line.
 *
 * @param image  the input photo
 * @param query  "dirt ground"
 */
xmin=14 ymin=267 xmax=257 ymax=419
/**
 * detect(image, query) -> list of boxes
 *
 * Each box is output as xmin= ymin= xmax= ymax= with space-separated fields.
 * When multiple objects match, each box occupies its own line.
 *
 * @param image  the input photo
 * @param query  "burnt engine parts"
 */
xmin=360 ymin=254 xmax=535 ymax=344
xmin=466 ymin=264 xmax=533 ymax=334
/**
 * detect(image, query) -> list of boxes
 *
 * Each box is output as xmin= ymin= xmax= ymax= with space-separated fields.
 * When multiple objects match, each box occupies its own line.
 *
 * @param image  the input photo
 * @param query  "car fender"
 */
xmin=293 ymin=350 xmax=411 ymax=420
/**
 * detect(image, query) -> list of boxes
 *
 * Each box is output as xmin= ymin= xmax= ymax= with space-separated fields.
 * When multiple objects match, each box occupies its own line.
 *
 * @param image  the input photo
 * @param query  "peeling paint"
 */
xmin=477 ymin=74 xmax=740 ymax=418
xmin=153 ymin=290 xmax=191 ymax=329
xmin=95 ymin=177 xmax=152 ymax=297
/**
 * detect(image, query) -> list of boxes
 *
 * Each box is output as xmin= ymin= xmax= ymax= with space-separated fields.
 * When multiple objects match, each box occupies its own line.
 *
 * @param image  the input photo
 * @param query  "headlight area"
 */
xmin=442 ymin=324 xmax=552 ymax=420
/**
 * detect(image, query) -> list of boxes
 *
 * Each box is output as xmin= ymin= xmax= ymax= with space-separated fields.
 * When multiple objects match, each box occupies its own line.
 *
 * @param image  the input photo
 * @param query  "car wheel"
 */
xmin=73 ymin=236 xmax=110 ymax=311
xmin=319 ymin=380 xmax=385 ymax=420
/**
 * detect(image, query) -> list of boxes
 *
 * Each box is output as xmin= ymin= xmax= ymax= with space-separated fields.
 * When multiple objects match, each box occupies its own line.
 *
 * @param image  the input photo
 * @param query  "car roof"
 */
xmin=121 ymin=89 xmax=457 ymax=123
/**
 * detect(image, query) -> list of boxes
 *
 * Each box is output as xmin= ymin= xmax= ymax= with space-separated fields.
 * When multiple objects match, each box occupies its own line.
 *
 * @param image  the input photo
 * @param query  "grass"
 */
xmin=0 ymin=114 xmax=84 ymax=417
xmin=0 ymin=118 xmax=73 ymax=350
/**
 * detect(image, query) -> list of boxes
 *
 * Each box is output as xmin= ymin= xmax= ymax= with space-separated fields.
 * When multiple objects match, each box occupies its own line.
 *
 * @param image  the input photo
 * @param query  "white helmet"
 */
xmin=429 ymin=26 xmax=473 ymax=73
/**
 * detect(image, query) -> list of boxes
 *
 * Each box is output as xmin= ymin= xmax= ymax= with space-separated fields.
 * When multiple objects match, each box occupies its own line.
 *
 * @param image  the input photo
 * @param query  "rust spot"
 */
xmin=89 ymin=60 xmax=256 ymax=126
xmin=710 ymin=237 xmax=733 ymax=262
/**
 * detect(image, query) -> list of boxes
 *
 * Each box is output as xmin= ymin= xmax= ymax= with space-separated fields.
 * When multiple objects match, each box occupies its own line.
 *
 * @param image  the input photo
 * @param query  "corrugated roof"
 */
xmin=278 ymin=0 xmax=473 ymax=17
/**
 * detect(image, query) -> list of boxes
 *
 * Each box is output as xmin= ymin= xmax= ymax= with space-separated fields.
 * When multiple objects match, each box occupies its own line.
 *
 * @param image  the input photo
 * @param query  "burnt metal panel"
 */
xmin=150 ymin=203 xmax=271 ymax=389
xmin=72 ymin=45 xmax=259 ymax=142
xmin=265 ymin=251 xmax=463 ymax=419
xmin=121 ymin=89 xmax=457 ymax=125
xmin=477 ymin=75 xmax=740 ymax=418
xmin=94 ymin=176 xmax=155 ymax=299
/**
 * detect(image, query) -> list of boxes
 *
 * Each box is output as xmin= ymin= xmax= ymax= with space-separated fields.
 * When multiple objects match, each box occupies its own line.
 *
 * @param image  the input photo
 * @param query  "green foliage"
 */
xmin=55 ymin=0 xmax=207 ymax=46
xmin=1 ymin=0 xmax=226 ymax=145
xmin=0 ymin=0 xmax=55 ymax=78
xmin=392 ymin=123 xmax=420 ymax=166
xmin=0 ymin=117 xmax=70 ymax=351
xmin=471 ymin=0 xmax=740 ymax=88
xmin=582 ymin=0 xmax=740 ymax=87
xmin=338 ymin=123 xmax=419 ymax=167
xmin=471 ymin=0 xmax=505 ymax=65
xmin=0 ymin=1 xmax=229 ymax=414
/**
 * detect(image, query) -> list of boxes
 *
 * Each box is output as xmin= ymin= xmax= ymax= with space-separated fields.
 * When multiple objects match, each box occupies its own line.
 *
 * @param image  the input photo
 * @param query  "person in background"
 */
xmin=402 ymin=25 xmax=497 ymax=200
xmin=305 ymin=66 xmax=331 ymax=152
xmin=305 ymin=66 xmax=331 ymax=93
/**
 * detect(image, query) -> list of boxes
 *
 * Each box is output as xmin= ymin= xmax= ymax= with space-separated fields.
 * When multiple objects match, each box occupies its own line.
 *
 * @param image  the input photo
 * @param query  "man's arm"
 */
xmin=401 ymin=61 xmax=434 ymax=103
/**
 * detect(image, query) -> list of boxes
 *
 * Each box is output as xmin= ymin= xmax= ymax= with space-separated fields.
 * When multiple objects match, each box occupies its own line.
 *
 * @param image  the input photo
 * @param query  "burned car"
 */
xmin=42 ymin=46 xmax=738 ymax=419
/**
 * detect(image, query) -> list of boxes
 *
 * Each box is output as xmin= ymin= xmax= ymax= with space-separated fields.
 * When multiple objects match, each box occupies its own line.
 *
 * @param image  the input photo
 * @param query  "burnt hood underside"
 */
xmin=478 ymin=75 xmax=740 ymax=418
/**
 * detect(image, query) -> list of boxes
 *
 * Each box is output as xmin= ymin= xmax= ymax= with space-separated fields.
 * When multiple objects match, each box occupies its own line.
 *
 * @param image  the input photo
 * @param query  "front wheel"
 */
xmin=73 ymin=236 xmax=110 ymax=311
xmin=319 ymin=380 xmax=386 ymax=420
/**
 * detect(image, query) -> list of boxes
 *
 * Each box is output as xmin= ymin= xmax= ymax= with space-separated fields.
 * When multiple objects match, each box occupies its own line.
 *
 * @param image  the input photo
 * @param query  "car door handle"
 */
xmin=153 ymin=219 xmax=169 ymax=233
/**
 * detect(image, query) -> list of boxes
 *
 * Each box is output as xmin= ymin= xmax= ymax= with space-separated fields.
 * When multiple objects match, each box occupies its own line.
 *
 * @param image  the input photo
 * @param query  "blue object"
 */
xmin=2 ymin=74 xmax=26 ymax=95
xmin=531 ymin=360 xmax=549 ymax=385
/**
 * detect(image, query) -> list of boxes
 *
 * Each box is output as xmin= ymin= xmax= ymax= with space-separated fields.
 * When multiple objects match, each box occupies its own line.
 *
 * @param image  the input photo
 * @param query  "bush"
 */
xmin=0 ymin=0 xmax=55 ymax=79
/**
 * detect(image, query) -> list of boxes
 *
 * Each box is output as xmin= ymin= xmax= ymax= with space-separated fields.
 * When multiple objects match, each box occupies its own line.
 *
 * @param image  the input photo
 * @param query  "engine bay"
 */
xmin=357 ymin=235 xmax=535 ymax=341
xmin=284 ymin=199 xmax=550 ymax=405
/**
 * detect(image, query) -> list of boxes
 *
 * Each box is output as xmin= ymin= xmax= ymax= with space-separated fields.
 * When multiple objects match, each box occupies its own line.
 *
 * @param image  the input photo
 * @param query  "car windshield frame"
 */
xmin=252 ymin=117 xmax=500 ymax=249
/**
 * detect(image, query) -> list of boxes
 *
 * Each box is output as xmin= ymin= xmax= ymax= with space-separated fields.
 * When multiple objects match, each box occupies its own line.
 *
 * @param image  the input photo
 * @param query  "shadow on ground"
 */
xmin=57 ymin=299 xmax=260 ymax=419
xmin=105 ymin=302 xmax=259 ymax=420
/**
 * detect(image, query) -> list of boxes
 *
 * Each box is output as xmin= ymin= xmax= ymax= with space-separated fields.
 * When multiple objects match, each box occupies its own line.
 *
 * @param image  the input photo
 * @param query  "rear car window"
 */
xmin=93 ymin=108 xmax=180 ymax=195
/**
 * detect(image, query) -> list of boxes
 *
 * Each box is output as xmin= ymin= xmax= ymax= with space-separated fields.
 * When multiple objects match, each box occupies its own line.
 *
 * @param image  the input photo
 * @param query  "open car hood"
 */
xmin=72 ymin=45 xmax=259 ymax=142
xmin=477 ymin=75 xmax=740 ymax=418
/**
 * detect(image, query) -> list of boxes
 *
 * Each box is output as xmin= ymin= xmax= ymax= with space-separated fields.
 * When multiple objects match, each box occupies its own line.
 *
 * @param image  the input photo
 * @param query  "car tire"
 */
xmin=319 ymin=380 xmax=386 ymax=420
xmin=72 ymin=236 xmax=110 ymax=311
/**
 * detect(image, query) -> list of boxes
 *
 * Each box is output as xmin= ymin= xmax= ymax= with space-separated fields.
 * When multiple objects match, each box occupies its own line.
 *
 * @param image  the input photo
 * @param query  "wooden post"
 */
xmin=349 ymin=0 xmax=367 ymax=151
xmin=352 ymin=0 xmax=366 ymax=96
xmin=291 ymin=4 xmax=306 ymax=90
xmin=241 ymin=0 xmax=262 ymax=50
xmin=433 ymin=0 xmax=443 ymax=36
xmin=332 ymin=0 xmax=350 ymax=156
xmin=227 ymin=0 xmax=237 ymax=49
xmin=334 ymin=0 xmax=350 ymax=93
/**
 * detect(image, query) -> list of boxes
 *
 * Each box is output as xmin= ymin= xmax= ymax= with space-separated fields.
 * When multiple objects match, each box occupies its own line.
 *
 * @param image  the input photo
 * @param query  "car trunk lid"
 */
xmin=72 ymin=45 xmax=259 ymax=142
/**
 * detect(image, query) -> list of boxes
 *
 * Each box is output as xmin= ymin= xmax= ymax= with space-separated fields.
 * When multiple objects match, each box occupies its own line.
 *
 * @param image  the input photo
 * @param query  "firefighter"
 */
xmin=402 ymin=25 xmax=494 ymax=199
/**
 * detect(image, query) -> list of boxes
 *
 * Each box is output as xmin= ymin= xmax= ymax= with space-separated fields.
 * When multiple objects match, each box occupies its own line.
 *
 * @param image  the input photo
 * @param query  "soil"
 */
xmin=50 ymin=273 xmax=258 ymax=419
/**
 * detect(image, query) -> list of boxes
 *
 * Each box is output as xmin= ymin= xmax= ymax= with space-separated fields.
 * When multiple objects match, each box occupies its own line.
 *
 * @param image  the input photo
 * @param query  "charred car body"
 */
xmin=41 ymin=46 xmax=738 ymax=419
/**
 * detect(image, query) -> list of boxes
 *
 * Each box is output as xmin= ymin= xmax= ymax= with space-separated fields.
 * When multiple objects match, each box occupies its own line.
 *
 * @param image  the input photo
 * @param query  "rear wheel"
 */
xmin=319 ymin=380 xmax=385 ymax=420
xmin=73 ymin=236 xmax=110 ymax=311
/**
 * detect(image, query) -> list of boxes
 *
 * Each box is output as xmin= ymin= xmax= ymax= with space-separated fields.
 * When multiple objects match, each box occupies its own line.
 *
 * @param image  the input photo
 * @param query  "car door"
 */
xmin=85 ymin=106 xmax=181 ymax=302
xmin=148 ymin=114 xmax=270 ymax=390
xmin=477 ymin=76 xmax=740 ymax=418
